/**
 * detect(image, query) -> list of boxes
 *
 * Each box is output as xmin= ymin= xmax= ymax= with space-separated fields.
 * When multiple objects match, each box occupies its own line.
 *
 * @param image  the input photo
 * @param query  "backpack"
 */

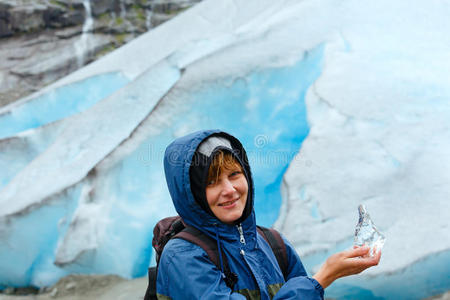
xmin=144 ymin=216 xmax=289 ymax=300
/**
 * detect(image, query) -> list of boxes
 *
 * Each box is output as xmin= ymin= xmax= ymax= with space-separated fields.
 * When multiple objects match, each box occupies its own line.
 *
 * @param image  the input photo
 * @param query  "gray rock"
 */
xmin=9 ymin=4 xmax=47 ymax=32
xmin=150 ymin=11 xmax=172 ymax=27
xmin=0 ymin=0 xmax=87 ymax=35
xmin=0 ymin=275 xmax=147 ymax=300
xmin=48 ymin=274 xmax=124 ymax=297
xmin=150 ymin=0 xmax=201 ymax=27
xmin=0 ymin=0 xmax=203 ymax=108
xmin=0 ymin=18 xmax=12 ymax=37
xmin=0 ymin=2 xmax=12 ymax=37
xmin=42 ymin=4 xmax=66 ymax=28
xmin=54 ymin=24 xmax=83 ymax=39
xmin=3 ymin=287 xmax=15 ymax=295
xmin=59 ymin=9 xmax=84 ymax=27
xmin=49 ymin=287 xmax=57 ymax=298
xmin=90 ymin=0 xmax=114 ymax=17
xmin=0 ymin=27 xmax=113 ymax=108
xmin=426 ymin=291 xmax=450 ymax=300
xmin=61 ymin=0 xmax=85 ymax=11
xmin=64 ymin=281 xmax=76 ymax=290
xmin=151 ymin=0 xmax=200 ymax=14
xmin=10 ymin=33 xmax=113 ymax=86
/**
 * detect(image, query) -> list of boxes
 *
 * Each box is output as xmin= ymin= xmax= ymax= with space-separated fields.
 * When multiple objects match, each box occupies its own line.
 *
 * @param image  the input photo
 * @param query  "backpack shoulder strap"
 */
xmin=256 ymin=226 xmax=289 ymax=281
xmin=145 ymin=224 xmax=238 ymax=299
xmin=174 ymin=226 xmax=238 ymax=290
xmin=175 ymin=226 xmax=220 ymax=266
xmin=144 ymin=267 xmax=157 ymax=300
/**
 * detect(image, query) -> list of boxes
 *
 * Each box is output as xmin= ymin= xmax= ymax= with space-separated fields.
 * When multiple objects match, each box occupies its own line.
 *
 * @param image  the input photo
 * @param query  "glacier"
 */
xmin=1 ymin=0 xmax=450 ymax=299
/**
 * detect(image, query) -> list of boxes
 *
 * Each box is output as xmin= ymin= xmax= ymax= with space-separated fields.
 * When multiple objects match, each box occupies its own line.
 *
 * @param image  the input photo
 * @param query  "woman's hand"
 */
xmin=312 ymin=246 xmax=381 ymax=289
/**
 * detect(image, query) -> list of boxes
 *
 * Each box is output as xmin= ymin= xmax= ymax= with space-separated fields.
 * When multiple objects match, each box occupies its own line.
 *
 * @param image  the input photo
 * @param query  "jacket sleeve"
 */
xmin=156 ymin=239 xmax=246 ymax=300
xmin=272 ymin=236 xmax=324 ymax=300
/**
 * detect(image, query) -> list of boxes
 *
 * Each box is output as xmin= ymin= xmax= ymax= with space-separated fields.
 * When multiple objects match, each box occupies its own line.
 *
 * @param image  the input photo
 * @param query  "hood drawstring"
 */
xmin=214 ymin=224 xmax=226 ymax=276
xmin=214 ymin=224 xmax=238 ymax=290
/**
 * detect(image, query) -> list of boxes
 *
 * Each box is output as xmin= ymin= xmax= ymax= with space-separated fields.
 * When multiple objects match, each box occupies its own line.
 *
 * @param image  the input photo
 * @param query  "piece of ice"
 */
xmin=354 ymin=204 xmax=386 ymax=256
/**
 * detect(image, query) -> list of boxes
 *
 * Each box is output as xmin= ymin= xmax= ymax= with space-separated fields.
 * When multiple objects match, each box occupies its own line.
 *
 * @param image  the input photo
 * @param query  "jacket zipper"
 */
xmin=237 ymin=224 xmax=262 ymax=296
xmin=237 ymin=224 xmax=246 ymax=256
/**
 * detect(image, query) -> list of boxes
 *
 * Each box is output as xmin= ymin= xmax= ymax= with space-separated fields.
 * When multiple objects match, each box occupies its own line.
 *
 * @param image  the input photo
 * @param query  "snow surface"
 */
xmin=0 ymin=0 xmax=449 ymax=298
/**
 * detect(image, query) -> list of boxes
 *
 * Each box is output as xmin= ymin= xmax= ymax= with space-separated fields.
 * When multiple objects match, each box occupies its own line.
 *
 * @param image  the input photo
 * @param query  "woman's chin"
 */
xmin=218 ymin=210 xmax=244 ymax=224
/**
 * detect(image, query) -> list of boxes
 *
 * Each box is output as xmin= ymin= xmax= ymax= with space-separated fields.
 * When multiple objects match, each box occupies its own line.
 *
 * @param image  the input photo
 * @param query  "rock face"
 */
xmin=0 ymin=0 xmax=202 ymax=108
xmin=0 ymin=28 xmax=113 ymax=103
xmin=0 ymin=1 xmax=80 ymax=38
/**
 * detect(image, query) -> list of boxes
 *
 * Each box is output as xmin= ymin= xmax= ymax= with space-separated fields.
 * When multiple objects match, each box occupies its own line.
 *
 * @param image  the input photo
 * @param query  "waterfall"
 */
xmin=119 ymin=0 xmax=126 ymax=18
xmin=75 ymin=0 xmax=94 ymax=68
xmin=146 ymin=9 xmax=153 ymax=30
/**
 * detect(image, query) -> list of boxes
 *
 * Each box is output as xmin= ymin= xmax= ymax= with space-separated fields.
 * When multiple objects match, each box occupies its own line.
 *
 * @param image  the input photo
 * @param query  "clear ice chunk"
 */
xmin=354 ymin=204 xmax=386 ymax=256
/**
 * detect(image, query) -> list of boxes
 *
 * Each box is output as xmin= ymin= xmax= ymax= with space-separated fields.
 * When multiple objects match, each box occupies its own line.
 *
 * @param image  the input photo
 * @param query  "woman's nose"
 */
xmin=220 ymin=179 xmax=236 ymax=195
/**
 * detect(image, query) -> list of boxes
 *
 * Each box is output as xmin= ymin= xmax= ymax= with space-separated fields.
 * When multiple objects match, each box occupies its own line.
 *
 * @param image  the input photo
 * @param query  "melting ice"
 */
xmin=354 ymin=205 xmax=386 ymax=256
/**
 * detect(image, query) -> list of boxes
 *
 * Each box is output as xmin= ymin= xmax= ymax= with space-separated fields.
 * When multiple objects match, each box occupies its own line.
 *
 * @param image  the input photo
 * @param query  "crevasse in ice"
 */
xmin=354 ymin=205 xmax=386 ymax=256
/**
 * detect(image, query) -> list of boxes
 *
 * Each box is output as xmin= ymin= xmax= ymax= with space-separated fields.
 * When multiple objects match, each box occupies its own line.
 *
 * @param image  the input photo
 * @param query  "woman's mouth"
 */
xmin=218 ymin=198 xmax=238 ymax=208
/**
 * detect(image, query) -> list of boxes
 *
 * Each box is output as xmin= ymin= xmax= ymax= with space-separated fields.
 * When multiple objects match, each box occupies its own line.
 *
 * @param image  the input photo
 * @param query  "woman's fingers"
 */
xmin=343 ymin=246 xmax=382 ymax=273
xmin=372 ymin=248 xmax=382 ymax=264
xmin=345 ymin=245 xmax=370 ymax=258
xmin=350 ymin=249 xmax=382 ymax=270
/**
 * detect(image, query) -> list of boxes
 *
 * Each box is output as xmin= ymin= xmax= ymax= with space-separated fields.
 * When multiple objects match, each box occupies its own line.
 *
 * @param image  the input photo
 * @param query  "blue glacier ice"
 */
xmin=0 ymin=72 xmax=129 ymax=139
xmin=52 ymin=47 xmax=322 ymax=280
xmin=0 ymin=123 xmax=64 ymax=190
xmin=1 ymin=0 xmax=450 ymax=299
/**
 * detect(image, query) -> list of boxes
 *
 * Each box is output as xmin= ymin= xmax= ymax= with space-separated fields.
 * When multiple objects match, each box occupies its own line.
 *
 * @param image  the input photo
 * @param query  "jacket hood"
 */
xmin=163 ymin=129 xmax=256 ymax=240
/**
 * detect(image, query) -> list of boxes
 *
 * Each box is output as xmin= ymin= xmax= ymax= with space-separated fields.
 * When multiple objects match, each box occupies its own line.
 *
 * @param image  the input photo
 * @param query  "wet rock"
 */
xmin=3 ymin=287 xmax=15 ymax=295
xmin=42 ymin=4 xmax=65 ymax=28
xmin=39 ymin=286 xmax=51 ymax=294
xmin=0 ymin=2 xmax=12 ymax=37
xmin=65 ymin=281 xmax=76 ymax=290
xmin=0 ymin=286 xmax=39 ymax=295
xmin=90 ymin=0 xmax=115 ymax=17
xmin=9 ymin=4 xmax=47 ymax=33
xmin=151 ymin=0 xmax=201 ymax=14
xmin=59 ymin=0 xmax=85 ymax=11
xmin=9 ymin=32 xmax=113 ymax=86
xmin=49 ymin=287 xmax=58 ymax=297
xmin=0 ymin=0 xmax=85 ymax=36
xmin=427 ymin=292 xmax=450 ymax=300
xmin=54 ymin=24 xmax=83 ymax=39
xmin=0 ymin=28 xmax=113 ymax=107
xmin=0 ymin=0 xmax=203 ymax=108
xmin=13 ymin=286 xmax=39 ymax=295
xmin=60 ymin=10 xmax=85 ymax=27
xmin=150 ymin=0 xmax=202 ymax=27
xmin=43 ymin=4 xmax=80 ymax=28
xmin=0 ymin=19 xmax=12 ymax=38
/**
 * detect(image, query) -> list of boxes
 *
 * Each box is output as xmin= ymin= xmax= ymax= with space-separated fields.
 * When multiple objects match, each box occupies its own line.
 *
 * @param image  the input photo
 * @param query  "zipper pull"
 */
xmin=237 ymin=224 xmax=246 ymax=245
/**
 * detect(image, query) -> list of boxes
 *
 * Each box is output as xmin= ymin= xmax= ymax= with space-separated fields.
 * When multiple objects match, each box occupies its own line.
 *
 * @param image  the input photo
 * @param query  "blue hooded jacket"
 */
xmin=157 ymin=129 xmax=324 ymax=299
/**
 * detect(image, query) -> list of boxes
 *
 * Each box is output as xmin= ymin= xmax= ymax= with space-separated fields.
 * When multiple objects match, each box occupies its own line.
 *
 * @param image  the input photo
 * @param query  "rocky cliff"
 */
xmin=0 ymin=0 xmax=201 ymax=107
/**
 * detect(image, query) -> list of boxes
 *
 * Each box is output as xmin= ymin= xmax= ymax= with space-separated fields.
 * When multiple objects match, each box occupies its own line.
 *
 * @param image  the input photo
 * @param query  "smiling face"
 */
xmin=206 ymin=151 xmax=248 ymax=225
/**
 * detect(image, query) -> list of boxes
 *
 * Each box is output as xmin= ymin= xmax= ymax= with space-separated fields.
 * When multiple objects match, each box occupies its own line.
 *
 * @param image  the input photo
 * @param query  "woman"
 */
xmin=157 ymin=129 xmax=380 ymax=299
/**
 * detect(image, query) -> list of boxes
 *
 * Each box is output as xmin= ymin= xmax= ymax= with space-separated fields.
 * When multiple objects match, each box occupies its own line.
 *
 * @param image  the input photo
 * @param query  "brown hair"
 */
xmin=207 ymin=150 xmax=243 ymax=185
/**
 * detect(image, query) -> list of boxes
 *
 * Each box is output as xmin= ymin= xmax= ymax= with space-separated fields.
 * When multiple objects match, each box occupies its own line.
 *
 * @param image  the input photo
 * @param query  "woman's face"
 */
xmin=206 ymin=166 xmax=248 ymax=224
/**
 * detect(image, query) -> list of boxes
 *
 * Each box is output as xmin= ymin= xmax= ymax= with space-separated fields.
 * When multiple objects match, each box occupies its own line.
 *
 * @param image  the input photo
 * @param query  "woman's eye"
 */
xmin=230 ymin=171 xmax=241 ymax=177
xmin=207 ymin=180 xmax=216 ymax=186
